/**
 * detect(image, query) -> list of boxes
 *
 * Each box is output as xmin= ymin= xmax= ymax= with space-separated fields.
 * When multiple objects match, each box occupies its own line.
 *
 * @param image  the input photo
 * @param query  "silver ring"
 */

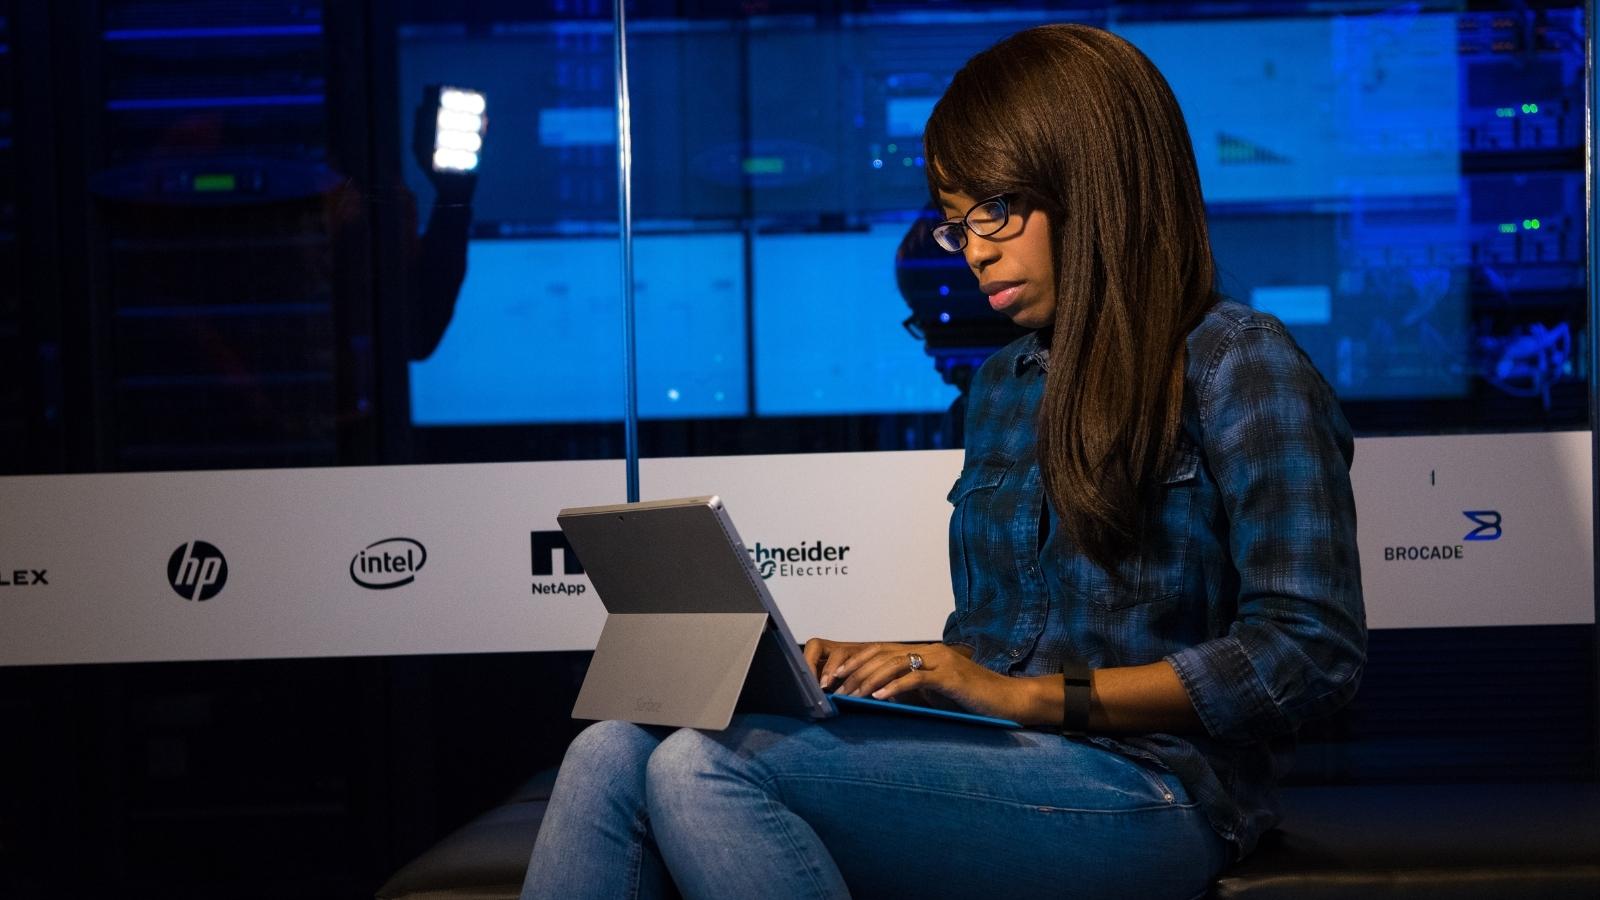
xmin=907 ymin=652 xmax=925 ymax=671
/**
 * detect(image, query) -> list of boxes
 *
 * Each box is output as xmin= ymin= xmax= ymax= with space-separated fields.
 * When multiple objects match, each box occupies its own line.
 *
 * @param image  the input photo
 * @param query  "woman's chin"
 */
xmin=1008 ymin=306 xmax=1055 ymax=331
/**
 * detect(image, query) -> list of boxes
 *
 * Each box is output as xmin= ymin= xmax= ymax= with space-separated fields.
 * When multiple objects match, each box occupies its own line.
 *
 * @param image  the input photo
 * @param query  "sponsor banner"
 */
xmin=641 ymin=451 xmax=960 ymax=646
xmin=0 ymin=432 xmax=1592 ymax=666
xmin=1352 ymin=430 xmax=1593 ymax=629
xmin=0 ymin=461 xmax=622 ymax=666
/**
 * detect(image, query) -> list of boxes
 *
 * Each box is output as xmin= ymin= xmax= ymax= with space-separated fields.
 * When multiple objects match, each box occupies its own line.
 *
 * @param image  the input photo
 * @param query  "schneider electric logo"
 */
xmin=168 ymin=541 xmax=228 ymax=601
xmin=747 ymin=541 xmax=851 ymax=580
xmin=530 ymin=530 xmax=588 ymax=596
xmin=350 ymin=538 xmax=427 ymax=590
xmin=1383 ymin=510 xmax=1502 ymax=562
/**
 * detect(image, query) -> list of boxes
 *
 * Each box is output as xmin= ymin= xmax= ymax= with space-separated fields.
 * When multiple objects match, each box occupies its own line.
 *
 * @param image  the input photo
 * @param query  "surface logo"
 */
xmin=351 ymin=538 xmax=427 ymax=590
xmin=530 ymin=530 xmax=587 ymax=596
xmin=168 ymin=541 xmax=227 ymax=601
xmin=747 ymin=541 xmax=851 ymax=580
xmin=1462 ymin=510 xmax=1503 ymax=542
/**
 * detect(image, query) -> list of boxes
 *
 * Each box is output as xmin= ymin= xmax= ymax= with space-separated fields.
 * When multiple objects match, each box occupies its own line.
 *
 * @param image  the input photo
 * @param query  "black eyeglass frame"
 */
xmin=931 ymin=194 xmax=1013 ymax=253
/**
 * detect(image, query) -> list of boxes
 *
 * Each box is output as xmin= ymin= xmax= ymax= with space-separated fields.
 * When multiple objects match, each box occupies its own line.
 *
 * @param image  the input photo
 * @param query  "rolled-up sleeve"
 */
xmin=1165 ymin=322 xmax=1367 ymax=744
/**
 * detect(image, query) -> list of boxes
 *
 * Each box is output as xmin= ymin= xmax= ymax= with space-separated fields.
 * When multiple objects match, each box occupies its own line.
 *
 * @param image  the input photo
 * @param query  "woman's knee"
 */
xmin=554 ymin=720 xmax=662 ymax=795
xmin=644 ymin=728 xmax=748 ymax=813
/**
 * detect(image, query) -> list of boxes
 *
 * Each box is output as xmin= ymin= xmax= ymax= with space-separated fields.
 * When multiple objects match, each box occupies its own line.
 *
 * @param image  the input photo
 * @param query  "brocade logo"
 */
xmin=1462 ymin=510 xmax=1502 ymax=542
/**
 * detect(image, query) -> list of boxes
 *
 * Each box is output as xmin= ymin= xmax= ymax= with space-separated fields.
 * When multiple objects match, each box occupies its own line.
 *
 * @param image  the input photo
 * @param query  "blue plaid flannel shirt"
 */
xmin=944 ymin=299 xmax=1366 ymax=858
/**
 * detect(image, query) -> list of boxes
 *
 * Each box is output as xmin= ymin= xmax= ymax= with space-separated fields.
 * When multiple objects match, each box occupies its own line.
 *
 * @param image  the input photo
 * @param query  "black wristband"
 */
xmin=1060 ymin=661 xmax=1092 ymax=735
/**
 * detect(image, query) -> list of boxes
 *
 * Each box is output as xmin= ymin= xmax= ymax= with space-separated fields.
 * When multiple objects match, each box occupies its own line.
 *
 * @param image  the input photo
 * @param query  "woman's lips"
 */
xmin=982 ymin=281 xmax=1025 ymax=312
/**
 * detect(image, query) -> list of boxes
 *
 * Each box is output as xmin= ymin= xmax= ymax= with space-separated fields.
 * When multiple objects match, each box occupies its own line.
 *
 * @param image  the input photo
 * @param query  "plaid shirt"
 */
xmin=944 ymin=299 xmax=1366 ymax=858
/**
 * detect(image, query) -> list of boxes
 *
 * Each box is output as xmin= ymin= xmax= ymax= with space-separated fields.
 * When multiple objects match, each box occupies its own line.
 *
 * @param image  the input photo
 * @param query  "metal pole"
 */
xmin=615 ymin=0 xmax=639 ymax=503
xmin=1586 ymin=0 xmax=1599 ymax=776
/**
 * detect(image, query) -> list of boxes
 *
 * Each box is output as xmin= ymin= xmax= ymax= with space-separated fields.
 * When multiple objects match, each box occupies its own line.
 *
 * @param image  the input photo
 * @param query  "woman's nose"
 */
xmin=963 ymin=233 xmax=1000 ymax=271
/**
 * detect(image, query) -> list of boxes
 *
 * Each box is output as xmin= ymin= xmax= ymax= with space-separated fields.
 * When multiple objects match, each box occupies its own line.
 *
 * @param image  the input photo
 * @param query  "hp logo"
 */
xmin=168 ymin=541 xmax=228 ymax=601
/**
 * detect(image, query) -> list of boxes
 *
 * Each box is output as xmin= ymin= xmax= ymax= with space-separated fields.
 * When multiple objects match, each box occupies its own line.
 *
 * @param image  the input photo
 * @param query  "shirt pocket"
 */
xmin=1091 ymin=443 xmax=1200 ymax=611
xmin=947 ymin=458 xmax=1011 ymax=619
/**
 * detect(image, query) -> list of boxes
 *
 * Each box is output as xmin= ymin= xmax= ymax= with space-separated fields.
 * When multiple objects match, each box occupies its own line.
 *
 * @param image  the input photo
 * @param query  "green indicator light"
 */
xmin=193 ymin=173 xmax=237 ymax=192
xmin=742 ymin=157 xmax=785 ymax=175
xmin=1496 ymin=107 xmax=1515 ymax=117
xmin=1521 ymin=103 xmax=1539 ymax=114
xmin=886 ymin=143 xmax=898 ymax=154
xmin=1499 ymin=223 xmax=1518 ymax=234
xmin=1529 ymin=218 xmax=1541 ymax=229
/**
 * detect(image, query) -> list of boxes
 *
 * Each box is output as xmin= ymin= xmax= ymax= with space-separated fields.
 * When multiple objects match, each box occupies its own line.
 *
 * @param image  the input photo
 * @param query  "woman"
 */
xmin=522 ymin=23 xmax=1364 ymax=900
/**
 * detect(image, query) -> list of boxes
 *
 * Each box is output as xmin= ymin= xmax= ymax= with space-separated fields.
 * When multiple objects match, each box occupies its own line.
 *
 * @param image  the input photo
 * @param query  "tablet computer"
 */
xmin=560 ymin=495 xmax=1021 ymax=731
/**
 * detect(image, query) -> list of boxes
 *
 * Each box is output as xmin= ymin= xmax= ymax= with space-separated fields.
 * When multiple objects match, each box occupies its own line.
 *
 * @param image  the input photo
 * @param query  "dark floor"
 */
xmin=0 ymin=625 xmax=1593 ymax=899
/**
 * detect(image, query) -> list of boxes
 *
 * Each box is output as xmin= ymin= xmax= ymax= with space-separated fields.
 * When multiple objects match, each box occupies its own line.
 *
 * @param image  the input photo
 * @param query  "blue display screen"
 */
xmin=401 ymin=7 xmax=1585 ymax=426
xmin=410 ymin=236 xmax=748 ymax=424
xmin=753 ymin=226 xmax=959 ymax=416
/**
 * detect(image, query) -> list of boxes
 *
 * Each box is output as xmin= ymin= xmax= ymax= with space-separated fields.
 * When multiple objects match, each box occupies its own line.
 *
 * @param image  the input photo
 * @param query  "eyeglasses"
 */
xmin=931 ymin=194 xmax=1011 ymax=253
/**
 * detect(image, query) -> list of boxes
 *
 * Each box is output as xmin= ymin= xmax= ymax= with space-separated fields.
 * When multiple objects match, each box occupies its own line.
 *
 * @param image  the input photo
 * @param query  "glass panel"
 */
xmin=0 ymin=0 xmax=627 ymax=476
xmin=394 ymin=1 xmax=625 ymax=463
xmin=622 ymin=1 xmax=1587 ymax=462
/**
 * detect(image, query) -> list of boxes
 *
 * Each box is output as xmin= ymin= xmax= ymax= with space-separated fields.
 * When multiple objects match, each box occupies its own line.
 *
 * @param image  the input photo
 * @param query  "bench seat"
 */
xmin=377 ymin=777 xmax=1600 ymax=900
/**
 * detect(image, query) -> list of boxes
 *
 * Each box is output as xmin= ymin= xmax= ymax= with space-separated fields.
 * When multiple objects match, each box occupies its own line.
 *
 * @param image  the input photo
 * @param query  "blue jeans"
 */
xmin=521 ymin=714 xmax=1229 ymax=900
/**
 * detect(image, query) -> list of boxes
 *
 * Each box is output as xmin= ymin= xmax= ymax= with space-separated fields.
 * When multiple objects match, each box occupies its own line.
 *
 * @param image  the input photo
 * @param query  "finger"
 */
xmin=872 ymin=670 xmax=927 ymax=701
xmin=841 ymin=651 xmax=917 ymax=697
xmin=803 ymin=638 xmax=827 ymax=680
xmin=825 ymin=642 xmax=883 ymax=686
xmin=818 ymin=642 xmax=863 ymax=690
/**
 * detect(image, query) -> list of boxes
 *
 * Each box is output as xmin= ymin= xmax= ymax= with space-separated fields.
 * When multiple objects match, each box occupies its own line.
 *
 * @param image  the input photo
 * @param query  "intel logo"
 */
xmin=350 ymin=538 xmax=427 ymax=590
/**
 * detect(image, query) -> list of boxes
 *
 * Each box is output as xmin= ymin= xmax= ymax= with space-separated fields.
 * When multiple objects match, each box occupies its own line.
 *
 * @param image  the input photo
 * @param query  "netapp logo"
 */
xmin=747 ymin=541 xmax=851 ymax=580
xmin=350 ymin=538 xmax=427 ymax=590
xmin=0 ymin=568 xmax=48 ymax=586
xmin=531 ymin=531 xmax=587 ymax=596
xmin=168 ymin=541 xmax=227 ymax=601
xmin=531 ymin=531 xmax=584 ymax=576
xmin=1382 ymin=510 xmax=1502 ymax=563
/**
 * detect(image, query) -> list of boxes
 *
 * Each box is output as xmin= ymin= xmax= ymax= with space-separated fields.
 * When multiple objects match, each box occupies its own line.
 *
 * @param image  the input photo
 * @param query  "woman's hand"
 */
xmin=802 ymin=638 xmax=1034 ymax=722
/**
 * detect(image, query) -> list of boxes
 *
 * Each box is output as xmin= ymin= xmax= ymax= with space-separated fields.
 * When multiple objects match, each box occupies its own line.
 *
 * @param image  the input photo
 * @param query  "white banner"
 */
xmin=1351 ymin=430 xmax=1593 ymax=629
xmin=0 ymin=433 xmax=1592 ymax=666
xmin=0 ymin=461 xmax=626 ymax=666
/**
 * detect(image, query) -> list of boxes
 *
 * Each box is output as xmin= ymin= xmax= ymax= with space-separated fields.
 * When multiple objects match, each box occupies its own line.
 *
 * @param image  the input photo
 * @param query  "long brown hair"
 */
xmin=924 ymin=24 xmax=1217 ymax=575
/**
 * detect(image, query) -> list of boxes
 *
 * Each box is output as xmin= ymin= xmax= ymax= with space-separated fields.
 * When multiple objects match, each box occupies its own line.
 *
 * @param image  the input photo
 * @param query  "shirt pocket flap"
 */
xmin=947 ymin=458 xmax=1011 ymax=505
xmin=1160 ymin=442 xmax=1201 ymax=485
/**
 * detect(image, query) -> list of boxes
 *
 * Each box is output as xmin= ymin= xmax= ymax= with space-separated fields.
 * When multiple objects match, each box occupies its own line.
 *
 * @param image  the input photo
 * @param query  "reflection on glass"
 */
xmin=410 ymin=235 xmax=746 ymax=423
xmin=753 ymin=226 xmax=959 ymax=416
xmin=616 ymin=4 xmax=1587 ymax=445
xmin=3 ymin=2 xmax=1583 ymax=475
xmin=392 ymin=3 xmax=1588 ymax=446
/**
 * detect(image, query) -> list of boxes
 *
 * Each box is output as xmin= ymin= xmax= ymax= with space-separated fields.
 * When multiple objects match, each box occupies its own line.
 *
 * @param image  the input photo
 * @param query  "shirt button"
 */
xmin=1007 ymin=648 xmax=1021 ymax=658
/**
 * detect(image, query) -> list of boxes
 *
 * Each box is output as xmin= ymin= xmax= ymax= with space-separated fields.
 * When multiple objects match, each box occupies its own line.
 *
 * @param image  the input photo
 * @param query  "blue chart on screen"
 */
xmin=409 ymin=236 xmax=748 ymax=424
xmin=755 ymin=226 xmax=960 ymax=417
xmin=1122 ymin=16 xmax=1460 ymax=202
